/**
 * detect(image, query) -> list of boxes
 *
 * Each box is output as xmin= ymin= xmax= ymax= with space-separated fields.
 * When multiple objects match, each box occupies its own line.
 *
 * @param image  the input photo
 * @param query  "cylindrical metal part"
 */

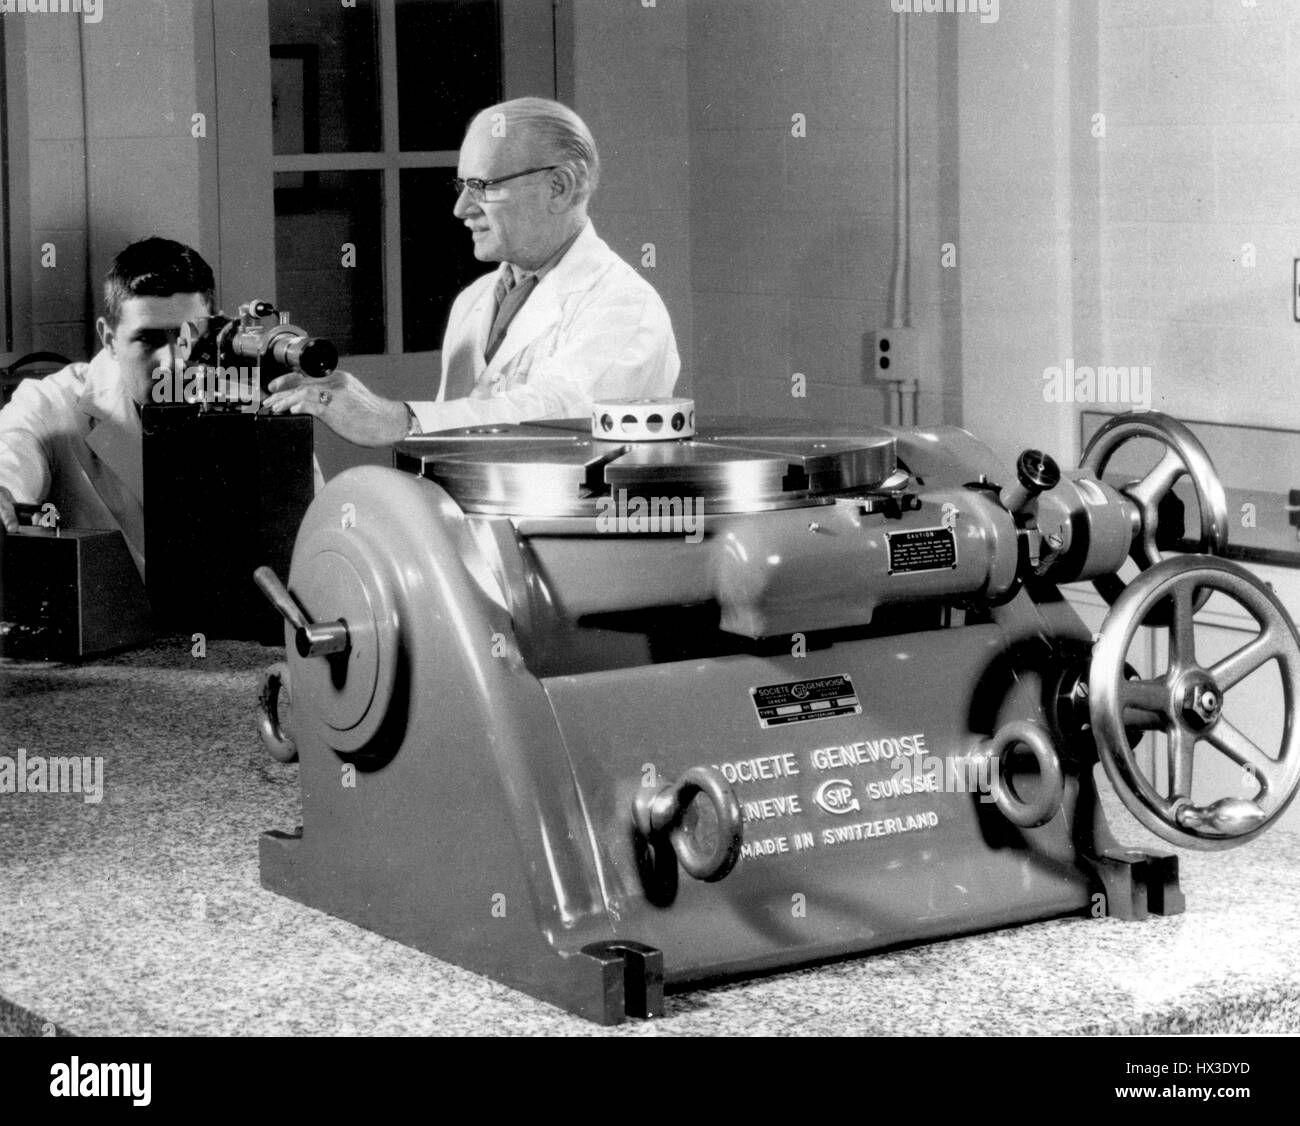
xmin=271 ymin=333 xmax=338 ymax=378
xmin=592 ymin=398 xmax=696 ymax=441
xmin=712 ymin=488 xmax=1020 ymax=637
xmin=1032 ymin=476 xmax=1139 ymax=583
xmin=229 ymin=325 xmax=338 ymax=379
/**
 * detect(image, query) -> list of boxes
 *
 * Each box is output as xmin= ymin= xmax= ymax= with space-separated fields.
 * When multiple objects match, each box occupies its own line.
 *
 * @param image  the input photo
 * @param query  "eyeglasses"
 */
xmin=452 ymin=165 xmax=558 ymax=202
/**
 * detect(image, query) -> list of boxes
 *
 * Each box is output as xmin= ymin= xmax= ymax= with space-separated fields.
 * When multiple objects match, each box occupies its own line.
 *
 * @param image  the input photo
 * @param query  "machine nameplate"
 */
xmin=712 ymin=732 xmax=944 ymax=860
xmin=750 ymin=675 xmax=862 ymax=729
xmin=886 ymin=526 xmax=957 ymax=574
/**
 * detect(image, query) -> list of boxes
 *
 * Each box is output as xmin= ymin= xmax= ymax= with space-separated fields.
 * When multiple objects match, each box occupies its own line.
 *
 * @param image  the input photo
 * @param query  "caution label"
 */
xmin=750 ymin=675 xmax=862 ymax=729
xmin=886 ymin=526 xmax=957 ymax=575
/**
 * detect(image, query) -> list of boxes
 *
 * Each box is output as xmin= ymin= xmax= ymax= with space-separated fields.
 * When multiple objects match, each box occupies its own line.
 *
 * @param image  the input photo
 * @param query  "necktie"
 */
xmin=484 ymin=270 xmax=538 ymax=364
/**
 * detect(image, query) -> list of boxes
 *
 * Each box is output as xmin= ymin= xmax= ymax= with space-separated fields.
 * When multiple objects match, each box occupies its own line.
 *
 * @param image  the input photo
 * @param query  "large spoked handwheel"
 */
xmin=1089 ymin=556 xmax=1300 ymax=849
xmin=1080 ymin=412 xmax=1229 ymax=608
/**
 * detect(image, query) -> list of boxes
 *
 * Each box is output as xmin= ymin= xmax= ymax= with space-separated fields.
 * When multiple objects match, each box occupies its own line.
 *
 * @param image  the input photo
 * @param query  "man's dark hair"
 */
xmin=102 ymin=237 xmax=216 ymax=326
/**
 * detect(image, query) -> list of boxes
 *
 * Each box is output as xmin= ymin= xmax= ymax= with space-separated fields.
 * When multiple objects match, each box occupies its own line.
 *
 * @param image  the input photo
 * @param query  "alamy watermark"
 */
xmin=1042 ymin=359 xmax=1152 ymax=410
xmin=0 ymin=748 xmax=103 ymax=804
xmin=152 ymin=364 xmax=259 ymax=406
xmin=595 ymin=488 xmax=704 ymax=544
xmin=890 ymin=0 xmax=999 ymax=24
xmin=0 ymin=0 xmax=104 ymax=23
xmin=50 ymin=1057 xmax=150 ymax=1107
xmin=889 ymin=751 xmax=999 ymax=803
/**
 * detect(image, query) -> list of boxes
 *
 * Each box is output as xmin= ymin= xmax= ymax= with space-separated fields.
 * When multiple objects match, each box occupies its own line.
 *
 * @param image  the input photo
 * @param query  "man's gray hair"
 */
xmin=480 ymin=97 xmax=601 ymax=203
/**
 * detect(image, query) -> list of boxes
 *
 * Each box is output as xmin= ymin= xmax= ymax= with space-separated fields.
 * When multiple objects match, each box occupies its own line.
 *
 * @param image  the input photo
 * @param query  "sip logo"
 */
xmin=814 ymin=779 xmax=860 ymax=815
xmin=791 ymin=684 xmax=809 ymax=700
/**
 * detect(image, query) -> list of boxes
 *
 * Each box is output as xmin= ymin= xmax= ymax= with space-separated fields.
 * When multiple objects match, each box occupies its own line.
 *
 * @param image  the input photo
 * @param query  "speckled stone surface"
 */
xmin=2 ymin=639 xmax=1299 ymax=1037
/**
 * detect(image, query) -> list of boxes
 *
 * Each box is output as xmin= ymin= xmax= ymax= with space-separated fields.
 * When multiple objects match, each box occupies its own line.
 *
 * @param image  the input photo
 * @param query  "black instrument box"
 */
xmin=143 ymin=405 xmax=314 ymax=643
xmin=0 ymin=527 xmax=152 ymax=660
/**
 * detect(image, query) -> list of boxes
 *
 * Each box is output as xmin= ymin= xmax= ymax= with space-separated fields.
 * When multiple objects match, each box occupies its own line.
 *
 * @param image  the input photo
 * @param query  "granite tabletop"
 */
xmin=1 ymin=639 xmax=1298 ymax=1037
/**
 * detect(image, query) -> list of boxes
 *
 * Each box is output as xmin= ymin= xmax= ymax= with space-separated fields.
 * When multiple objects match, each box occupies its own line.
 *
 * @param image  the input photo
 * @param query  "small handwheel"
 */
xmin=1080 ymin=411 xmax=1229 ymax=608
xmin=1089 ymin=556 xmax=1300 ymax=849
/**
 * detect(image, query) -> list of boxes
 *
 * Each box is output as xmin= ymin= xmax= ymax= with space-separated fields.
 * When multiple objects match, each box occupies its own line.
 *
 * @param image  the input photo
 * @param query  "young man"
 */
xmin=0 ymin=237 xmax=216 ymax=577
xmin=262 ymin=97 xmax=681 ymax=444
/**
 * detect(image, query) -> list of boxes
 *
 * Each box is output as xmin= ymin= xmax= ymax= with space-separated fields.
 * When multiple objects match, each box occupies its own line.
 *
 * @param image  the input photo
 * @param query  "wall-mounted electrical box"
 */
xmin=866 ymin=327 xmax=919 ymax=384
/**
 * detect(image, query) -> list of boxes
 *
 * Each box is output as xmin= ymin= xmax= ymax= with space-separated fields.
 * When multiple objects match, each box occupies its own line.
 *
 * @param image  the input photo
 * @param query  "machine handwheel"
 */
xmin=1080 ymin=411 xmax=1229 ymax=608
xmin=1089 ymin=556 xmax=1300 ymax=849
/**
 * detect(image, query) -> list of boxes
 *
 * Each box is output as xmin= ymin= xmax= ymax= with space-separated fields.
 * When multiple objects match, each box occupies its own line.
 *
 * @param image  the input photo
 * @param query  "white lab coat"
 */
xmin=410 ymin=222 xmax=680 ymax=433
xmin=0 ymin=350 xmax=148 ymax=578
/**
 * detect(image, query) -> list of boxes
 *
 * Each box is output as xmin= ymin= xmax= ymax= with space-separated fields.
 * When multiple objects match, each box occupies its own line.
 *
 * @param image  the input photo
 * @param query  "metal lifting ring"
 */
xmin=978 ymin=720 xmax=1065 ymax=828
xmin=257 ymin=662 xmax=298 ymax=763
xmin=633 ymin=766 xmax=744 ymax=882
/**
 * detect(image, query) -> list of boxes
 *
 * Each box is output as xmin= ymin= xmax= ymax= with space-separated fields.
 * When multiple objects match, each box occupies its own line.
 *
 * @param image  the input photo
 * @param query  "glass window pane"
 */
xmin=400 ymin=169 xmax=491 ymax=353
xmin=275 ymin=171 xmax=385 ymax=356
xmin=270 ymin=0 xmax=381 ymax=154
xmin=396 ymin=0 xmax=502 ymax=153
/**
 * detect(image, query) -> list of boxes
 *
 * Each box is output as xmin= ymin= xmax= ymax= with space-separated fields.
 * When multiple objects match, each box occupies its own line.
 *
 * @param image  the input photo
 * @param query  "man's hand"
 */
xmin=262 ymin=370 xmax=410 ymax=448
xmin=0 ymin=486 xmax=17 ymax=533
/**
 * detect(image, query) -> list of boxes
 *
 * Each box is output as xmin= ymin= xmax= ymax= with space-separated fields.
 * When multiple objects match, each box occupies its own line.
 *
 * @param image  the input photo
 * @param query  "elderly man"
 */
xmin=0 ymin=238 xmax=216 ymax=574
xmin=262 ymin=97 xmax=680 ymax=444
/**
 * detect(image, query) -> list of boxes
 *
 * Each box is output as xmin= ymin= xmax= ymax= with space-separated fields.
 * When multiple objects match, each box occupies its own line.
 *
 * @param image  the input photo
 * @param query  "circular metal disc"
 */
xmin=394 ymin=417 xmax=899 ymax=515
xmin=289 ymin=528 xmax=399 ymax=756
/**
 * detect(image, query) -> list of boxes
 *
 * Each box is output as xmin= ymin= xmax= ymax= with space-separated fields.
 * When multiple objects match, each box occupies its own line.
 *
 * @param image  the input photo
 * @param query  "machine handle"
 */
xmin=633 ymin=767 xmax=744 ymax=882
xmin=257 ymin=662 xmax=298 ymax=763
xmin=253 ymin=565 xmax=349 ymax=659
xmin=1175 ymin=797 xmax=1267 ymax=836
xmin=977 ymin=720 xmax=1064 ymax=828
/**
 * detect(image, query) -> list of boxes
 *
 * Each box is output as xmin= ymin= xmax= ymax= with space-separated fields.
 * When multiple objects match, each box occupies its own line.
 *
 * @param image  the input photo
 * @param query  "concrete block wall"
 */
xmin=1098 ymin=0 xmax=1300 ymax=475
xmin=7 ymin=1 xmax=216 ymax=356
xmin=568 ymin=0 xmax=696 ymax=394
xmin=13 ymin=14 xmax=91 ymax=358
xmin=684 ymin=0 xmax=948 ymax=424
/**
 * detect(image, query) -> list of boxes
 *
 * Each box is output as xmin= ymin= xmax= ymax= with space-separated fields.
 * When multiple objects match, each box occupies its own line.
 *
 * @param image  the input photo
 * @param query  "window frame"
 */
xmin=263 ymin=0 xmax=557 ymax=361
xmin=211 ymin=0 xmax=556 ymax=476
xmin=0 ymin=15 xmax=33 ymax=364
